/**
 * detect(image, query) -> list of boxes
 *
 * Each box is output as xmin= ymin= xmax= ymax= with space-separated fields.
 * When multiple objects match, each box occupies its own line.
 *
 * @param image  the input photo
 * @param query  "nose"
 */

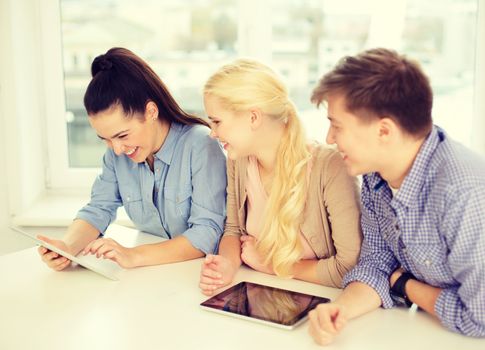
xmin=326 ymin=128 xmax=335 ymax=145
xmin=111 ymin=139 xmax=124 ymax=156
xmin=209 ymin=128 xmax=218 ymax=139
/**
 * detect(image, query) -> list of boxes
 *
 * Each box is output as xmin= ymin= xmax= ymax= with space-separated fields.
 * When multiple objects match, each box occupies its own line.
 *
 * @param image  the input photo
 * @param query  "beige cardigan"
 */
xmin=223 ymin=144 xmax=362 ymax=288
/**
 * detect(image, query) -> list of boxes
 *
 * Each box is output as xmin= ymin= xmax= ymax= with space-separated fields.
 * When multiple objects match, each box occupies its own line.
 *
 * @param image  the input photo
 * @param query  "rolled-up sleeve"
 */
xmin=76 ymin=149 xmax=122 ymax=233
xmin=342 ymin=175 xmax=399 ymax=308
xmin=222 ymin=158 xmax=241 ymax=238
xmin=435 ymin=188 xmax=485 ymax=337
xmin=182 ymin=138 xmax=227 ymax=254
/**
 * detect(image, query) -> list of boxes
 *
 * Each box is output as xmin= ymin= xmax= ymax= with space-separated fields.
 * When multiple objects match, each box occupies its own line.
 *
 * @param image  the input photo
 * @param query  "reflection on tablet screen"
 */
xmin=201 ymin=281 xmax=330 ymax=327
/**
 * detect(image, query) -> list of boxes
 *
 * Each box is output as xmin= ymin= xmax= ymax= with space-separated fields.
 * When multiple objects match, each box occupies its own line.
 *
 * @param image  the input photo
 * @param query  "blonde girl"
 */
xmin=199 ymin=59 xmax=362 ymax=295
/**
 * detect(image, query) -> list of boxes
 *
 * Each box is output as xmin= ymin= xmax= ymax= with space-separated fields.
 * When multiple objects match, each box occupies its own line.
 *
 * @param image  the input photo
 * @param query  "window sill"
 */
xmin=12 ymin=191 xmax=134 ymax=228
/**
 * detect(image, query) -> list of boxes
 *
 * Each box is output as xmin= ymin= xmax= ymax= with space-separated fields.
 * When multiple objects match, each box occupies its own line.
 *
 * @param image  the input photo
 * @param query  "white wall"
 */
xmin=0 ymin=0 xmax=47 ymax=254
xmin=0 ymin=0 xmax=15 ymax=253
xmin=0 ymin=91 xmax=14 ymax=254
xmin=473 ymin=0 xmax=485 ymax=154
xmin=0 ymin=0 xmax=14 ymax=253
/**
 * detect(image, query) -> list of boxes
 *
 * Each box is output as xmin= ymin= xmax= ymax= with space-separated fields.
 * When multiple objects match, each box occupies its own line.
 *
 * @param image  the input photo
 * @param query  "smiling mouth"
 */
xmin=125 ymin=147 xmax=138 ymax=158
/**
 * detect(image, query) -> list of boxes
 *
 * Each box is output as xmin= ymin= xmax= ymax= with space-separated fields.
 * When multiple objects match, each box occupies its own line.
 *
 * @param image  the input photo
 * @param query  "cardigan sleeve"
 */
xmin=315 ymin=150 xmax=363 ymax=287
xmin=222 ymin=158 xmax=242 ymax=238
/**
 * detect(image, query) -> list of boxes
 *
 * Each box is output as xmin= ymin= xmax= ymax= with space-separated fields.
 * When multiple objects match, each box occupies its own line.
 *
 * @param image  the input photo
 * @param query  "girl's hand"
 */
xmin=83 ymin=237 xmax=137 ymax=268
xmin=37 ymin=235 xmax=72 ymax=271
xmin=240 ymin=235 xmax=274 ymax=275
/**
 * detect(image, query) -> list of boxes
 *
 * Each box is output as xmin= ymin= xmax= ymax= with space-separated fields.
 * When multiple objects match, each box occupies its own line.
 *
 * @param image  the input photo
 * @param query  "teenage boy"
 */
xmin=308 ymin=48 xmax=485 ymax=345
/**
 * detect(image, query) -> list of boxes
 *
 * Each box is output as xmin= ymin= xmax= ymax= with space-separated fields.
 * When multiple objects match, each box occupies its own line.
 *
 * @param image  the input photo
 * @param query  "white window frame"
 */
xmin=473 ymin=0 xmax=485 ymax=153
xmin=40 ymin=1 xmax=99 ymax=190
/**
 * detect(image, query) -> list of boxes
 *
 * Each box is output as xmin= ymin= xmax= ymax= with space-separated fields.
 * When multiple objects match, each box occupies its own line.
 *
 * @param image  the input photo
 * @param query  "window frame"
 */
xmin=41 ymin=1 xmax=99 ymax=189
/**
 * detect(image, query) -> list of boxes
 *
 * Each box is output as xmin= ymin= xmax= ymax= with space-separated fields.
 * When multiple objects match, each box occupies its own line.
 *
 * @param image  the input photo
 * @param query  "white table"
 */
xmin=0 ymin=225 xmax=483 ymax=350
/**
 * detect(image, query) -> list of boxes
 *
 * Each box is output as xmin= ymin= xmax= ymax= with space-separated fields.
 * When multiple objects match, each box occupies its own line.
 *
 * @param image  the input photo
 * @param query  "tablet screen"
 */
xmin=200 ymin=281 xmax=330 ymax=328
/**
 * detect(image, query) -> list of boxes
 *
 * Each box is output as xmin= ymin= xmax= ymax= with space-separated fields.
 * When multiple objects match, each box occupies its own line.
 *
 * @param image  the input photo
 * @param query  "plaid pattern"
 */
xmin=343 ymin=126 xmax=485 ymax=337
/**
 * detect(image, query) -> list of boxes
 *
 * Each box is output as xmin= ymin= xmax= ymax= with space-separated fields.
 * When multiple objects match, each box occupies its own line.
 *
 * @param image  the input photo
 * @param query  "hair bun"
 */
xmin=91 ymin=55 xmax=113 ymax=76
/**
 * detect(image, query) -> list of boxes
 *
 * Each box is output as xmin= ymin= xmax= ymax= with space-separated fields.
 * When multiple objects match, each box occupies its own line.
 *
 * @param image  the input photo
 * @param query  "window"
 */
xmin=59 ymin=0 xmax=240 ymax=170
xmin=49 ymin=0 xmax=479 ymax=187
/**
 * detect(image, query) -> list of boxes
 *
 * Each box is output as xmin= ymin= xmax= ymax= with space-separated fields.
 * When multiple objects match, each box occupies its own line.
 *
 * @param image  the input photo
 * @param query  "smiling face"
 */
xmin=88 ymin=103 xmax=162 ymax=163
xmin=325 ymin=93 xmax=383 ymax=176
xmin=204 ymin=94 xmax=256 ymax=160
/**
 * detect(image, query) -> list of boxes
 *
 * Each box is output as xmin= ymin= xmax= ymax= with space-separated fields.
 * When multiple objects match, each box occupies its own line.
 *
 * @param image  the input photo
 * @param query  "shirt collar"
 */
xmin=153 ymin=122 xmax=183 ymax=165
xmin=372 ymin=125 xmax=444 ymax=208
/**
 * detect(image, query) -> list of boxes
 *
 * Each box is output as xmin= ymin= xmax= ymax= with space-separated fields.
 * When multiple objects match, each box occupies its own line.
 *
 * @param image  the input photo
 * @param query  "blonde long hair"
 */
xmin=204 ymin=59 xmax=311 ymax=277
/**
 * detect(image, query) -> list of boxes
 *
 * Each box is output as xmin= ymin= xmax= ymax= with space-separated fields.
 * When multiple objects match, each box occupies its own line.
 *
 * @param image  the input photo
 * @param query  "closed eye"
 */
xmin=331 ymin=123 xmax=340 ymax=130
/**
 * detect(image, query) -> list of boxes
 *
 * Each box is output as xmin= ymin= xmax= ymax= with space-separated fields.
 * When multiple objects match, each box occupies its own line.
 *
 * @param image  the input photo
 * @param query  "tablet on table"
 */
xmin=200 ymin=281 xmax=330 ymax=330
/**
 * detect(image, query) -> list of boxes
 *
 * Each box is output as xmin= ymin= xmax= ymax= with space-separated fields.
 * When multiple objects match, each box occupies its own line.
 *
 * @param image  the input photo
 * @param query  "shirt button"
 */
xmin=424 ymin=260 xmax=431 ymax=266
xmin=394 ymin=223 xmax=399 ymax=230
xmin=127 ymin=196 xmax=130 ymax=201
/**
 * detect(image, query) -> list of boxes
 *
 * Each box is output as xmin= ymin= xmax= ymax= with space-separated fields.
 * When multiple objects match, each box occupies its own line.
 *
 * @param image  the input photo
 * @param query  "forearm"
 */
xmin=390 ymin=269 xmax=441 ymax=317
xmin=63 ymin=219 xmax=100 ymax=255
xmin=218 ymin=235 xmax=242 ymax=269
xmin=132 ymin=235 xmax=204 ymax=267
xmin=293 ymin=259 xmax=321 ymax=284
xmin=405 ymin=279 xmax=441 ymax=316
xmin=390 ymin=270 xmax=485 ymax=336
xmin=402 ymin=278 xmax=485 ymax=336
xmin=335 ymin=282 xmax=382 ymax=320
xmin=296 ymin=255 xmax=355 ymax=287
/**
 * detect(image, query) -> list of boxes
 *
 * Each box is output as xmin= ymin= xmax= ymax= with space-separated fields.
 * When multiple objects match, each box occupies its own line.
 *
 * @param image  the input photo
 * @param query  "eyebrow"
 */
xmin=97 ymin=129 xmax=129 ymax=140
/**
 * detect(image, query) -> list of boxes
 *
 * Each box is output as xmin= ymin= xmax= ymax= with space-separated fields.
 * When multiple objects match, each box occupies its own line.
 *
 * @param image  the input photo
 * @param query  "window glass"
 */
xmin=60 ymin=0 xmax=477 ymax=167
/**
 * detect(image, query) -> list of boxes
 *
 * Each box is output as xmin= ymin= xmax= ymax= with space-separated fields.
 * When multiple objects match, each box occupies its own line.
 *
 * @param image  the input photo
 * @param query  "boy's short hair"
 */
xmin=311 ymin=48 xmax=433 ymax=137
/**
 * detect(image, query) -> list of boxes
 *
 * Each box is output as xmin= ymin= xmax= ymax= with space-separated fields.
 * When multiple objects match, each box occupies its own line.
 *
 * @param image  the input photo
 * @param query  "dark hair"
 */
xmin=311 ymin=48 xmax=433 ymax=137
xmin=84 ymin=47 xmax=209 ymax=127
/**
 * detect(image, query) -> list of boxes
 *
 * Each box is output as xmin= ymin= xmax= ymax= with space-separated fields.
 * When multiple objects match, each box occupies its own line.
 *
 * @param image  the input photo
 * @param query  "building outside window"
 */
xmin=58 ymin=0 xmax=478 ymax=172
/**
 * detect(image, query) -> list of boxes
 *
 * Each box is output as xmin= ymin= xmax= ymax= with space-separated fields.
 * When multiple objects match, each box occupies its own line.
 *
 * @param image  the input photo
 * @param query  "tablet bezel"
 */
xmin=200 ymin=281 xmax=330 ymax=330
xmin=12 ymin=227 xmax=120 ymax=281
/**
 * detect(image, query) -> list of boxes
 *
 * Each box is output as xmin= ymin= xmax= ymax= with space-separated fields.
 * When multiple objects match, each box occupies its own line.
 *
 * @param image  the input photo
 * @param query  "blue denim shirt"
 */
xmin=343 ymin=125 xmax=485 ymax=337
xmin=76 ymin=122 xmax=227 ymax=254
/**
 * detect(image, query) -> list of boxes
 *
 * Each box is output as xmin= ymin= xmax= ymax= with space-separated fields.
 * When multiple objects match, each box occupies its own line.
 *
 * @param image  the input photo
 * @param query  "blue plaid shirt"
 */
xmin=76 ymin=122 xmax=227 ymax=254
xmin=343 ymin=126 xmax=485 ymax=337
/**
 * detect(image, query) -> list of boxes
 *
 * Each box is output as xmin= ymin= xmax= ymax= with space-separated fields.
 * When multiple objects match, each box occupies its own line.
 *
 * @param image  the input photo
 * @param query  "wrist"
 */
xmin=224 ymin=253 xmax=241 ymax=272
xmin=390 ymin=271 xmax=416 ymax=307
xmin=63 ymin=237 xmax=83 ymax=256
xmin=130 ymin=246 xmax=143 ymax=267
xmin=390 ymin=268 xmax=404 ymax=288
xmin=65 ymin=241 xmax=82 ymax=256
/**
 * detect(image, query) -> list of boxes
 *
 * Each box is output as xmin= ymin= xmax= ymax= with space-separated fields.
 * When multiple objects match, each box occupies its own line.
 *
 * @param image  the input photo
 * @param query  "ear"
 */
xmin=144 ymin=101 xmax=159 ymax=122
xmin=248 ymin=108 xmax=264 ymax=130
xmin=377 ymin=117 xmax=397 ymax=143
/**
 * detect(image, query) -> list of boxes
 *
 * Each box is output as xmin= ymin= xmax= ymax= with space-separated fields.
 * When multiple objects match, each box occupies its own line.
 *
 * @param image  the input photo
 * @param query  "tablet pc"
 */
xmin=12 ymin=227 xmax=121 ymax=281
xmin=200 ymin=281 xmax=330 ymax=330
